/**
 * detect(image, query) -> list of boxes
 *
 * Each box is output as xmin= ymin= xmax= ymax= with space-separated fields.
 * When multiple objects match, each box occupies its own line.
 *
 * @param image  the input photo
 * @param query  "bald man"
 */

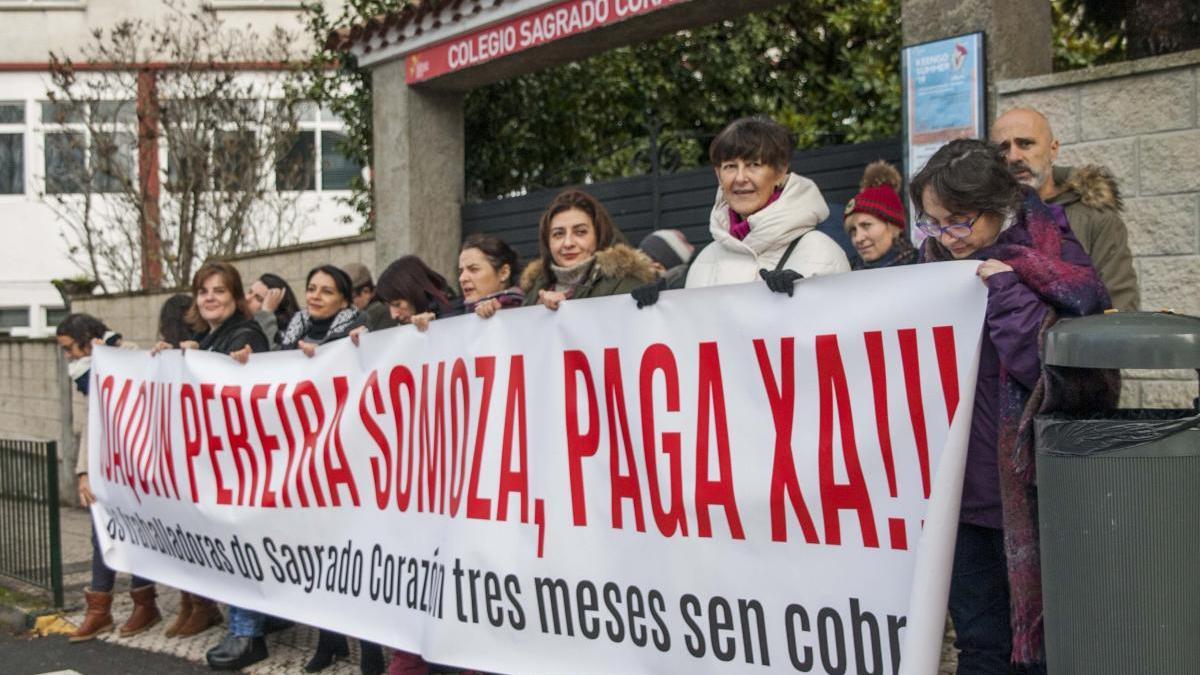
xmin=992 ymin=108 xmax=1139 ymax=311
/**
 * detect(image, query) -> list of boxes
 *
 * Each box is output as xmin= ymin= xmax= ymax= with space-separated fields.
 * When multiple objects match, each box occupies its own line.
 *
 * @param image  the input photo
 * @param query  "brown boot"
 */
xmin=118 ymin=584 xmax=162 ymax=637
xmin=69 ymin=588 xmax=114 ymax=642
xmin=174 ymin=594 xmax=222 ymax=637
xmin=163 ymin=591 xmax=194 ymax=637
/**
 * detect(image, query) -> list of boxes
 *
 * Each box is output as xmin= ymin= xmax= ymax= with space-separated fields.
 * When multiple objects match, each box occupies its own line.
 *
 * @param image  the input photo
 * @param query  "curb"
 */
xmin=0 ymin=600 xmax=59 ymax=632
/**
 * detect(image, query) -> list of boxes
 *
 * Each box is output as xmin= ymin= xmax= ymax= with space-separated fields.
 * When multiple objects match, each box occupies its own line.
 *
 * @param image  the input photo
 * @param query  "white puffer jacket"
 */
xmin=685 ymin=173 xmax=849 ymax=288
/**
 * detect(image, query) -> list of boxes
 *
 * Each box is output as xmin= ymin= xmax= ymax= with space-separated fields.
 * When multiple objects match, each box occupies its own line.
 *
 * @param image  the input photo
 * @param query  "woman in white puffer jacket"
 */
xmin=685 ymin=116 xmax=850 ymax=291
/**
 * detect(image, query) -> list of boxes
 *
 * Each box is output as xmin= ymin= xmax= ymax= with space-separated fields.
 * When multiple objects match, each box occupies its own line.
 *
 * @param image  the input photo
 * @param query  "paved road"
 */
xmin=0 ymin=630 xmax=212 ymax=675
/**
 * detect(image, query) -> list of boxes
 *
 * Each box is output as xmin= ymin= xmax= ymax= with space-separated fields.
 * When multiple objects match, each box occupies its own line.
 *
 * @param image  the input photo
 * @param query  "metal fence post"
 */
xmin=45 ymin=440 xmax=64 ymax=608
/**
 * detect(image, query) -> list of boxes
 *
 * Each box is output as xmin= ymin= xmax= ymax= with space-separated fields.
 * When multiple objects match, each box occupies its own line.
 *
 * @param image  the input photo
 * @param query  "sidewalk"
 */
xmin=11 ymin=507 xmax=960 ymax=674
xmin=24 ymin=506 xmax=371 ymax=675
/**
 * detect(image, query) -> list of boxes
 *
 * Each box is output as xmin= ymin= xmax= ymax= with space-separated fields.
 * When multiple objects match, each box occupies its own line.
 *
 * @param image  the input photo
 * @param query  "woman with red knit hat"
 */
xmin=844 ymin=160 xmax=916 ymax=269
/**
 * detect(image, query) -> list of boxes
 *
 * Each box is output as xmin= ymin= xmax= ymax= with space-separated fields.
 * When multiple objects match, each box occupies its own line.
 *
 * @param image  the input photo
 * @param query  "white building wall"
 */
xmin=0 ymin=0 xmax=361 ymax=336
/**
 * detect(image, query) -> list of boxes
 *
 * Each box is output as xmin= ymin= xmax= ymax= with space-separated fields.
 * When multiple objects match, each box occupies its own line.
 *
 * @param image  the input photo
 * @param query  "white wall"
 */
xmin=0 ymin=0 xmax=346 ymax=63
xmin=0 ymin=61 xmax=364 ymax=336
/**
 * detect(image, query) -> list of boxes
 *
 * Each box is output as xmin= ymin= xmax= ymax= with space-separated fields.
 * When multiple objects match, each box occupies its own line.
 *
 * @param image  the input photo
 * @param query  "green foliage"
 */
xmin=299 ymin=0 xmax=901 ymax=209
xmin=1051 ymin=0 xmax=1126 ymax=71
xmin=300 ymin=0 xmax=1132 ymax=212
xmin=297 ymin=1 xmax=393 ymax=229
xmin=464 ymin=0 xmax=902 ymax=199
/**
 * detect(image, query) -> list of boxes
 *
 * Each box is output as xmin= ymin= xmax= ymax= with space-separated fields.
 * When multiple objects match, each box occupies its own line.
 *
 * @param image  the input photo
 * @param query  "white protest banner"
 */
xmin=89 ymin=260 xmax=986 ymax=675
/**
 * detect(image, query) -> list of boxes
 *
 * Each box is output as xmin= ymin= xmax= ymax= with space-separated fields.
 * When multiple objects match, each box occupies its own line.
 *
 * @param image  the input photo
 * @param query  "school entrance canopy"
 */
xmin=331 ymin=0 xmax=1052 ymax=278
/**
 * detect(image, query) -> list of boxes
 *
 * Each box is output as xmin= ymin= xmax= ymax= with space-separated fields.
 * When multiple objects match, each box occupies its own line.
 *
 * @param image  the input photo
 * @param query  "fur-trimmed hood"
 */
xmin=520 ymin=243 xmax=656 ymax=292
xmin=1053 ymin=165 xmax=1122 ymax=211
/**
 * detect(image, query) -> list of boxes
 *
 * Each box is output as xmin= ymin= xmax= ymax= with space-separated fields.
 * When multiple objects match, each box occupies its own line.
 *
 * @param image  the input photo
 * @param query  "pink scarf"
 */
xmin=727 ymin=187 xmax=783 ymax=240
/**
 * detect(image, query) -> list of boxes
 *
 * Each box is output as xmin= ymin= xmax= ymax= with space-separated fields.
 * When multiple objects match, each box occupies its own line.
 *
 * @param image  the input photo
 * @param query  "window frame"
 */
xmin=38 ymin=98 xmax=139 ymax=196
xmin=0 ymin=100 xmax=29 ymax=198
xmin=275 ymin=103 xmax=361 ymax=195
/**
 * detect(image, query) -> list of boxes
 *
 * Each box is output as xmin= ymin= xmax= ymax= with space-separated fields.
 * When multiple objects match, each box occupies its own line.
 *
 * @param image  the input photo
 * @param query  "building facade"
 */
xmin=0 ymin=0 xmax=361 ymax=336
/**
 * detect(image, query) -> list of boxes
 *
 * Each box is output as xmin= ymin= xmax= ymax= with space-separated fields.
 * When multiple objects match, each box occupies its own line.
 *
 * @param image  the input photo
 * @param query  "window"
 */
xmin=276 ymin=131 xmax=315 ymax=191
xmin=275 ymin=104 xmax=362 ymax=192
xmin=0 ymin=307 xmax=28 ymax=329
xmin=40 ymin=100 xmax=137 ymax=194
xmin=0 ymin=101 xmax=23 ymax=194
xmin=44 ymin=131 xmax=85 ymax=194
xmin=45 ymin=307 xmax=68 ymax=326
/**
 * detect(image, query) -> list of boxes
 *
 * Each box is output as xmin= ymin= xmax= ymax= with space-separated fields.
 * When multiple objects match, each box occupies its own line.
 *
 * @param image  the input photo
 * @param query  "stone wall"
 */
xmin=0 ymin=338 xmax=63 ymax=440
xmin=0 ymin=337 xmax=78 ymax=501
xmin=998 ymin=49 xmax=1200 ymax=408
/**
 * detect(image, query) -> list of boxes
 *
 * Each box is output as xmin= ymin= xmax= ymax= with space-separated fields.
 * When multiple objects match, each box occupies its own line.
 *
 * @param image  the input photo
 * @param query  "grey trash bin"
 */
xmin=1036 ymin=312 xmax=1200 ymax=675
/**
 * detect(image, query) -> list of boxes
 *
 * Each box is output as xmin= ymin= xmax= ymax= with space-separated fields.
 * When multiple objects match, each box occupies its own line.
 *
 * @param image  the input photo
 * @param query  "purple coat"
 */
xmin=926 ymin=204 xmax=1096 ymax=529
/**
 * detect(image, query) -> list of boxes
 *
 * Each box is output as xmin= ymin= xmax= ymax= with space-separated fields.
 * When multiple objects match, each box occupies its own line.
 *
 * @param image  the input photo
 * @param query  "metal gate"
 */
xmin=463 ymin=137 xmax=903 ymax=262
xmin=0 ymin=437 xmax=64 ymax=606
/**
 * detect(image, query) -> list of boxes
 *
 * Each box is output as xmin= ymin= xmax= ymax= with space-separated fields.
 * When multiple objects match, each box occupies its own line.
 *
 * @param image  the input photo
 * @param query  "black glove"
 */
xmin=631 ymin=278 xmax=668 ymax=309
xmin=759 ymin=268 xmax=804 ymax=297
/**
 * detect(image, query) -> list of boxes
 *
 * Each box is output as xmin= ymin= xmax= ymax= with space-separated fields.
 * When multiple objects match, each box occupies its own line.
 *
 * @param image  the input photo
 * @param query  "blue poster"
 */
xmin=902 ymin=32 xmax=985 ymax=241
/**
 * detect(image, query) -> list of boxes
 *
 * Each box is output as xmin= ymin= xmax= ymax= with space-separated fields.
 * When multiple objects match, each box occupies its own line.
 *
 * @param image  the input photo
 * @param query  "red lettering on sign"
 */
xmin=564 ymin=350 xmax=600 ymax=526
xmin=638 ymin=343 xmax=687 ymax=537
xmin=695 ymin=342 xmax=744 ymax=540
xmin=754 ymin=338 xmax=819 ymax=545
xmin=815 ymin=335 xmax=879 ymax=548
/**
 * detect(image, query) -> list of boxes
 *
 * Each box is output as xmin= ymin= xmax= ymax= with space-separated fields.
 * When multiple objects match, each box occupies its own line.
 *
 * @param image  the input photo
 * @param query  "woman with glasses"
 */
xmin=843 ymin=160 xmax=915 ymax=269
xmin=912 ymin=138 xmax=1113 ymax=675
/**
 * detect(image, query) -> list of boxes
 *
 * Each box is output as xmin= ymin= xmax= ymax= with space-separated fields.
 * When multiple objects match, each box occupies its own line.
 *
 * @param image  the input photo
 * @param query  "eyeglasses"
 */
xmin=914 ymin=212 xmax=983 ymax=240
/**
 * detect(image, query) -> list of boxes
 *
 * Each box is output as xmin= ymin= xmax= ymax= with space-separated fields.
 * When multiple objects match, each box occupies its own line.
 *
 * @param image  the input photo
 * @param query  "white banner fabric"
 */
xmin=89 ymin=260 xmax=987 ymax=675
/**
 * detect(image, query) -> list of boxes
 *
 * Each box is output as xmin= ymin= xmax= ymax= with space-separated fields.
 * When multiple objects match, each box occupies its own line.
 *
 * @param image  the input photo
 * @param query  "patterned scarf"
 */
xmin=279 ymin=307 xmax=361 ymax=349
xmin=464 ymin=286 xmax=525 ymax=313
xmin=925 ymin=189 xmax=1114 ymax=664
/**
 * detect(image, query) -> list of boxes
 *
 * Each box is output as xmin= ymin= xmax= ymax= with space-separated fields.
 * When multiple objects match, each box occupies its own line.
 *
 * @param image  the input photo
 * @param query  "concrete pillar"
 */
xmin=371 ymin=58 xmax=465 ymax=282
xmin=902 ymin=0 xmax=1053 ymax=123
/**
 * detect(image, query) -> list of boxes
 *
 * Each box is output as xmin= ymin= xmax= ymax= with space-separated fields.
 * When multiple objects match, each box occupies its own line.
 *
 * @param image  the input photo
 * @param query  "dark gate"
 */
xmin=0 ymin=437 xmax=65 ymax=607
xmin=462 ymin=138 xmax=903 ymax=262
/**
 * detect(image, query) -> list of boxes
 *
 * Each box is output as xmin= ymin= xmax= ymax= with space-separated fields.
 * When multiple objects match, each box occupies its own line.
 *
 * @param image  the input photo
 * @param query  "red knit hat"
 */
xmin=844 ymin=160 xmax=906 ymax=229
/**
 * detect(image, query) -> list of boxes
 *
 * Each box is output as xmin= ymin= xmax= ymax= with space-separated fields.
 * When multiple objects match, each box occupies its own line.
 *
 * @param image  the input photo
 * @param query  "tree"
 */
xmin=44 ymin=2 xmax=310 ymax=292
xmin=303 ymin=0 xmax=1133 ymax=211
xmin=1066 ymin=0 xmax=1199 ymax=61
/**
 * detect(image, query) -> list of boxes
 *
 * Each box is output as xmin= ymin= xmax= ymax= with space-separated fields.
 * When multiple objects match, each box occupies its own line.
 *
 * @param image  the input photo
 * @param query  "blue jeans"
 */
xmin=947 ymin=523 xmax=1051 ymax=675
xmin=91 ymin=524 xmax=153 ymax=592
xmin=949 ymin=522 xmax=1013 ymax=675
xmin=228 ymin=606 xmax=266 ymax=637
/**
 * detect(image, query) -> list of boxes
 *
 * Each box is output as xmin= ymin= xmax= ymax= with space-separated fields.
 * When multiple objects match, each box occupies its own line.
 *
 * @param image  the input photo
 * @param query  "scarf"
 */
xmin=727 ymin=187 xmax=783 ymax=240
xmin=279 ymin=307 xmax=360 ymax=349
xmin=852 ymin=231 xmax=918 ymax=270
xmin=926 ymin=189 xmax=1114 ymax=664
xmin=550 ymin=256 xmax=596 ymax=297
xmin=464 ymin=286 xmax=525 ymax=313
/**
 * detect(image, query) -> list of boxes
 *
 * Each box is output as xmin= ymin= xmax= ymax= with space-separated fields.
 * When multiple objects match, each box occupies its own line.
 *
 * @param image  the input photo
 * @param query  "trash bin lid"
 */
xmin=1044 ymin=311 xmax=1200 ymax=369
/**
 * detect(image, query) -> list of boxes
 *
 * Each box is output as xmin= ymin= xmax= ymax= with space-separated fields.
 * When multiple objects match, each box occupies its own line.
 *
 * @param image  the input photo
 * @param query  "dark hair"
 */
xmin=158 ymin=293 xmax=194 ymax=347
xmin=375 ymin=255 xmax=453 ymax=315
xmin=709 ymin=116 xmax=794 ymax=172
xmin=257 ymin=273 xmax=300 ymax=331
xmin=537 ymin=189 xmax=619 ymax=281
xmin=56 ymin=313 xmax=108 ymax=348
xmin=908 ymin=138 xmax=1021 ymax=219
xmin=186 ymin=261 xmax=251 ymax=332
xmin=461 ymin=233 xmax=521 ymax=286
xmin=305 ymin=265 xmax=354 ymax=305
